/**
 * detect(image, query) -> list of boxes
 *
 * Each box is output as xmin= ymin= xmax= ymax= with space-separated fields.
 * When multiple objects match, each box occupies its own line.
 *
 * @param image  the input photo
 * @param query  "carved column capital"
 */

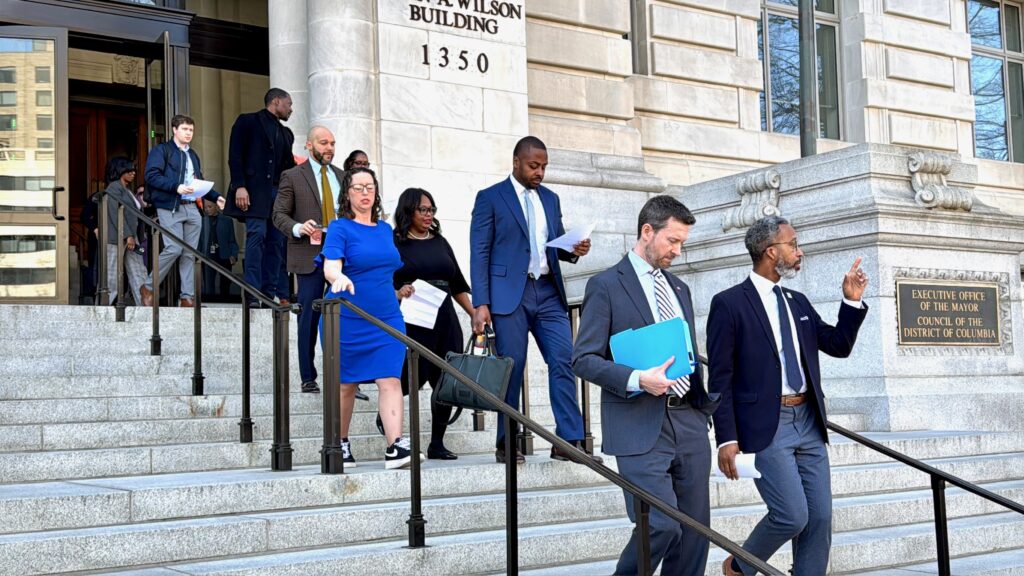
xmin=722 ymin=169 xmax=782 ymax=232
xmin=908 ymin=152 xmax=974 ymax=211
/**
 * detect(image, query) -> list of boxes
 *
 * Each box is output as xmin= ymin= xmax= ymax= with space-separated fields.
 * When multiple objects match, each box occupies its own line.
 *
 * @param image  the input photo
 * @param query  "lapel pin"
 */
xmin=786 ymin=292 xmax=793 ymax=299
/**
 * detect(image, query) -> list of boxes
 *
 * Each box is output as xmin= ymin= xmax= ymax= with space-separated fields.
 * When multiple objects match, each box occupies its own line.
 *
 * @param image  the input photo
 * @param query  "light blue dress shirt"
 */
xmin=624 ymin=250 xmax=683 ymax=393
xmin=292 ymin=156 xmax=340 ymax=238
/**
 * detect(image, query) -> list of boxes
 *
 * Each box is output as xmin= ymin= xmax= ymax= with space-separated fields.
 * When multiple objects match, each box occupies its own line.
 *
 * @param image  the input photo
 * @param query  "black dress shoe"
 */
xmin=495 ymin=446 xmax=526 ymax=464
xmin=551 ymin=441 xmax=603 ymax=464
xmin=301 ymin=381 xmax=321 ymax=393
xmin=355 ymin=385 xmax=369 ymax=402
xmin=427 ymin=445 xmax=458 ymax=460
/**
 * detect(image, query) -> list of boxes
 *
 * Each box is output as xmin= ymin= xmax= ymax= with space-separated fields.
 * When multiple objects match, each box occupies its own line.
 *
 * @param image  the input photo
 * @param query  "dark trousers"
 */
xmin=202 ymin=257 xmax=234 ymax=301
xmin=296 ymin=267 xmax=327 ymax=383
xmin=491 ymin=275 xmax=584 ymax=446
xmin=243 ymin=211 xmax=287 ymax=299
xmin=614 ymin=405 xmax=711 ymax=576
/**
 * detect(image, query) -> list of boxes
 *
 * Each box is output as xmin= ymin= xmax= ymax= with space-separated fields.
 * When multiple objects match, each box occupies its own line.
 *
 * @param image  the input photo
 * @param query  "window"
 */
xmin=0 ymin=68 xmax=14 ymax=83
xmin=35 ymin=67 xmax=50 ymax=83
xmin=968 ymin=0 xmax=1024 ymax=162
xmin=35 ymin=91 xmax=51 ymax=107
xmin=758 ymin=1 xmax=841 ymax=139
xmin=36 ymin=114 xmax=51 ymax=131
xmin=0 ymin=92 xmax=15 ymax=106
xmin=37 ymin=138 xmax=53 ymax=149
xmin=0 ymin=115 xmax=15 ymax=131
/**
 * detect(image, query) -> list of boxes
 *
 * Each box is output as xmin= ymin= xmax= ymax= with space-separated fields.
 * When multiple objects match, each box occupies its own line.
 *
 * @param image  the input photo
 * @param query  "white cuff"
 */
xmin=292 ymin=223 xmax=303 ymax=238
xmin=626 ymin=370 xmax=641 ymax=393
xmin=842 ymin=298 xmax=863 ymax=309
xmin=717 ymin=440 xmax=739 ymax=449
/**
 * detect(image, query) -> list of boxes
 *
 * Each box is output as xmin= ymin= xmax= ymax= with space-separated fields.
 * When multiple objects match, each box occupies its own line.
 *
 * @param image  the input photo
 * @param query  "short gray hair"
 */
xmin=745 ymin=215 xmax=790 ymax=263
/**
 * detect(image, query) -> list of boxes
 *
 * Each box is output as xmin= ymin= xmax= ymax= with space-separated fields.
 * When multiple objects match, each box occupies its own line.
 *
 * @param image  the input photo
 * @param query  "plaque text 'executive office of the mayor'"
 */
xmin=896 ymin=280 xmax=1001 ymax=346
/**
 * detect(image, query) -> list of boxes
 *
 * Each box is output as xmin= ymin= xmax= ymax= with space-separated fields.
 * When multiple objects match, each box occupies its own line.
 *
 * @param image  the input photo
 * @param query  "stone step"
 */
xmin=850 ymin=548 xmax=1024 ymax=575
xmin=63 ymin=511 xmax=1024 ymax=576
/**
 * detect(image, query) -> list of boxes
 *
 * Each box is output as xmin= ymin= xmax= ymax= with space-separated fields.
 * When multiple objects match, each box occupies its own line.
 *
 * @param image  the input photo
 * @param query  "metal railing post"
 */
xmin=150 ymin=229 xmax=162 ymax=356
xmin=270 ymin=307 xmax=293 ymax=471
xmin=472 ymin=409 xmax=485 ymax=431
xmin=407 ymin=349 xmax=427 ymax=548
xmin=932 ymin=476 xmax=951 ymax=576
xmin=97 ymin=192 xmax=109 ymax=306
xmin=320 ymin=299 xmax=344 ymax=473
xmin=505 ymin=411 xmax=519 ymax=576
xmin=115 ymin=204 xmax=126 ymax=322
xmin=238 ymin=296 xmax=254 ymax=442
xmin=191 ymin=258 xmax=204 ymax=396
xmin=518 ymin=357 xmax=534 ymax=456
xmin=636 ymin=499 xmax=652 ymax=576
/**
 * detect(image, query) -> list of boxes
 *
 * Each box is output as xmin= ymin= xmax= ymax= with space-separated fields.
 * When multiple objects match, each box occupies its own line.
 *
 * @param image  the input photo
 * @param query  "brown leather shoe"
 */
xmin=722 ymin=555 xmax=742 ymax=576
xmin=551 ymin=440 xmax=604 ymax=465
xmin=140 ymin=285 xmax=153 ymax=307
xmin=495 ymin=446 xmax=525 ymax=464
xmin=179 ymin=297 xmax=195 ymax=308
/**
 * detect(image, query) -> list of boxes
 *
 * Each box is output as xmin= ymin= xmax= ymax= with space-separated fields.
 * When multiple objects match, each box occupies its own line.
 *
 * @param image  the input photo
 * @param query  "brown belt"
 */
xmin=781 ymin=393 xmax=806 ymax=407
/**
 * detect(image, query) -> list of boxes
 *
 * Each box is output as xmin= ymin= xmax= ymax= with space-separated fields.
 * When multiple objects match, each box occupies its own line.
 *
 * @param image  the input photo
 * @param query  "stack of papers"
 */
xmin=181 ymin=179 xmax=214 ymax=201
xmin=712 ymin=453 xmax=762 ymax=479
xmin=546 ymin=223 xmax=596 ymax=250
xmin=400 ymin=280 xmax=448 ymax=329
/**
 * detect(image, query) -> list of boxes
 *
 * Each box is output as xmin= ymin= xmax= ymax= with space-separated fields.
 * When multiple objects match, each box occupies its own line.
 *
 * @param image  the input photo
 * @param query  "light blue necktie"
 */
xmin=524 ymin=190 xmax=540 ymax=277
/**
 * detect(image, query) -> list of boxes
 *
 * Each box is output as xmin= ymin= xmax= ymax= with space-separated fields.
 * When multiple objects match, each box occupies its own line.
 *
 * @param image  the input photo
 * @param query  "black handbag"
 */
xmin=435 ymin=326 xmax=514 ymax=412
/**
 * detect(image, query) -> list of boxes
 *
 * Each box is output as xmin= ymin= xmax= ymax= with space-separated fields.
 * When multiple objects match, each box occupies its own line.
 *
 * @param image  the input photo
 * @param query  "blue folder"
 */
xmin=609 ymin=317 xmax=695 ymax=379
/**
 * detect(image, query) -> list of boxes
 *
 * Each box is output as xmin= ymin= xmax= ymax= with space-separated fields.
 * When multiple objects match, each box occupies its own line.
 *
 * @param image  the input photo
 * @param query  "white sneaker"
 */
xmin=385 ymin=437 xmax=413 ymax=470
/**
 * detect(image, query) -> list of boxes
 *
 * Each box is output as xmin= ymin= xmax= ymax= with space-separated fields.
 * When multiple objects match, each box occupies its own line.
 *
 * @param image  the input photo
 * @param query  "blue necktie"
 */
xmin=773 ymin=285 xmax=803 ymax=393
xmin=524 ymin=191 xmax=540 ymax=277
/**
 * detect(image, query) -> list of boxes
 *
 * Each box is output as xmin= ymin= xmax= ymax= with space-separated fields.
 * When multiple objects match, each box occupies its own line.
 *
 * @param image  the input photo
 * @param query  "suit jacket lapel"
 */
xmin=615 ymin=257 xmax=656 ymax=326
xmin=301 ymin=162 xmax=322 ymax=213
xmin=742 ymin=278 xmax=780 ymax=360
xmin=499 ymin=178 xmax=529 ymax=237
xmin=538 ymin=186 xmax=558 ymax=241
xmin=257 ymin=111 xmax=276 ymax=145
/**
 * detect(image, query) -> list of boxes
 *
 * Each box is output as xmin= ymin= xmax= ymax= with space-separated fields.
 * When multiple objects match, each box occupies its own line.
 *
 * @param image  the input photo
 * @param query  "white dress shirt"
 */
xmin=508 ymin=174 xmax=549 ymax=275
xmin=624 ymin=250 xmax=683 ymax=393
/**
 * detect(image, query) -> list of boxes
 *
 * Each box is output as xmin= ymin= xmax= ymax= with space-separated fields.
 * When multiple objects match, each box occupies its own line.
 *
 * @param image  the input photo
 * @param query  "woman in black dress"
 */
xmin=393 ymin=187 xmax=474 ymax=460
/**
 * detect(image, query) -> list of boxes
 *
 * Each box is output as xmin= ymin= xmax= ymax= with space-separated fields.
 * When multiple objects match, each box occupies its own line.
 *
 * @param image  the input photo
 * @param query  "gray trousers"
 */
xmin=105 ymin=244 xmax=147 ymax=305
xmin=145 ymin=203 xmax=202 ymax=299
xmin=614 ymin=404 xmax=712 ymax=576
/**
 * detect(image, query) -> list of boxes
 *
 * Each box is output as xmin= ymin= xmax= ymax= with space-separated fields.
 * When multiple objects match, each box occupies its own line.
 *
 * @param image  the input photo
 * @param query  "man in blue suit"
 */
xmin=709 ymin=216 xmax=868 ymax=576
xmin=470 ymin=136 xmax=596 ymax=464
xmin=224 ymin=88 xmax=296 ymax=305
xmin=573 ymin=195 xmax=720 ymax=575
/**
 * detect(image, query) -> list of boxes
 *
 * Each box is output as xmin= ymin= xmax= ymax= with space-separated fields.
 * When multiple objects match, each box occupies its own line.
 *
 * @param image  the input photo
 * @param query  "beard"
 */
xmin=775 ymin=258 xmax=800 ymax=280
xmin=643 ymin=244 xmax=672 ymax=269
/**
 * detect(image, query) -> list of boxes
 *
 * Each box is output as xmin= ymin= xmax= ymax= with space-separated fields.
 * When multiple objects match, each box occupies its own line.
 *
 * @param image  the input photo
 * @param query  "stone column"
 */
xmin=269 ymin=0 xmax=309 ymax=156
xmin=679 ymin=143 xmax=1024 ymax=432
xmin=306 ymin=0 xmax=378 ymax=170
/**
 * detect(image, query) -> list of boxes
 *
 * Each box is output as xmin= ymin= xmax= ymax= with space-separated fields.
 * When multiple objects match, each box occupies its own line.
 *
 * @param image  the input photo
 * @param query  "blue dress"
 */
xmin=317 ymin=218 xmax=406 ymax=383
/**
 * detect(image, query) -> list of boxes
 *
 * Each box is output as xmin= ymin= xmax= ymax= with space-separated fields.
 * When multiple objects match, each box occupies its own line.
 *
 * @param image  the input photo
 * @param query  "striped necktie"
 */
xmin=651 ymin=268 xmax=690 ymax=397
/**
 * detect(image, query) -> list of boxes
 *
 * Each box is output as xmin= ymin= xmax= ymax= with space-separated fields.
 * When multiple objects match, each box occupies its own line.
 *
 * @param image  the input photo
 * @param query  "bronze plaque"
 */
xmin=896 ymin=280 xmax=1001 ymax=346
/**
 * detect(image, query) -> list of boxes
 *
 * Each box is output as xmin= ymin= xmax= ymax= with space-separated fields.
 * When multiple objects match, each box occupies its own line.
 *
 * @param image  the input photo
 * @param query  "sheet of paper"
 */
xmin=181 ymin=179 xmax=214 ymax=201
xmin=545 ymin=222 xmax=595 ymax=251
xmin=400 ymin=279 xmax=448 ymax=329
xmin=711 ymin=453 xmax=762 ymax=479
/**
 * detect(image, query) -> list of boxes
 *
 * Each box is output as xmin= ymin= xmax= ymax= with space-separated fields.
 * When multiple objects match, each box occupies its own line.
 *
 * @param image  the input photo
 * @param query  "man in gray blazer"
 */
xmin=572 ymin=195 xmax=719 ymax=575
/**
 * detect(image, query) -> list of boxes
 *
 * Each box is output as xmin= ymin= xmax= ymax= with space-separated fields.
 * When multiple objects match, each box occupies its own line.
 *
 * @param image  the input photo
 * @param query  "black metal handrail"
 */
xmin=314 ymin=296 xmax=783 ymax=576
xmin=96 ymin=191 xmax=295 ymax=470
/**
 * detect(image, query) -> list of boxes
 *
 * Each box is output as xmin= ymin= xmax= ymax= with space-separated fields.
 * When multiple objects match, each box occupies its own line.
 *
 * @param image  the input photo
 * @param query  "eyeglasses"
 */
xmin=352 ymin=160 xmax=370 ymax=167
xmin=349 ymin=184 xmax=377 ymax=194
xmin=766 ymin=239 xmax=800 ymax=252
xmin=415 ymin=206 xmax=437 ymax=215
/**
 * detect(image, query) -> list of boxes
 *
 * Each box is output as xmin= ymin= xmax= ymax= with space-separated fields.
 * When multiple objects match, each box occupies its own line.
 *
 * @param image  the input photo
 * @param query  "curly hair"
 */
xmin=337 ymin=167 xmax=383 ymax=223
xmin=342 ymin=149 xmax=369 ymax=171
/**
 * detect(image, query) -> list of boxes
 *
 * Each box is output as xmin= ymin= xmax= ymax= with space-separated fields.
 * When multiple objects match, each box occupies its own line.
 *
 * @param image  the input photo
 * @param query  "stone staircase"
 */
xmin=0 ymin=304 xmax=1022 ymax=575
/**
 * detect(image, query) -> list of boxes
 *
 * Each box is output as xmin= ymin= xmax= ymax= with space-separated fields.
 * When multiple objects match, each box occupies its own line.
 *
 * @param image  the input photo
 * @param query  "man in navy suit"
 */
xmin=470 ymin=136 xmax=596 ymax=464
xmin=200 ymin=201 xmax=239 ymax=301
xmin=573 ymin=195 xmax=720 ymax=575
xmin=224 ymin=88 xmax=296 ymax=305
xmin=709 ymin=216 xmax=868 ymax=576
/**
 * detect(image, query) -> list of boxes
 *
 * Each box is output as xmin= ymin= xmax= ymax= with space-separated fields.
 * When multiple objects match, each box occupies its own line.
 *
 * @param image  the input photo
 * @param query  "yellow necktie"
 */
xmin=320 ymin=165 xmax=335 ymax=225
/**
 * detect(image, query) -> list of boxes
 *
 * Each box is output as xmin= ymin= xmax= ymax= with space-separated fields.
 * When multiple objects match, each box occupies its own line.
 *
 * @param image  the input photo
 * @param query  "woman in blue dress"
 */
xmin=319 ymin=167 xmax=417 ymax=470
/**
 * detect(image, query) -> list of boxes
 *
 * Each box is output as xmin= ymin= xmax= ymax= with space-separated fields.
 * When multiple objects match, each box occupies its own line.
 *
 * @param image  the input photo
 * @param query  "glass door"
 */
xmin=0 ymin=27 xmax=68 ymax=303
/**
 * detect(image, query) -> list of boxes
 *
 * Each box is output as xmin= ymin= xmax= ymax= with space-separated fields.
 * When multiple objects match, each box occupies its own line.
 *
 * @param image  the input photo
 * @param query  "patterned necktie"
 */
xmin=773 ymin=285 xmax=804 ymax=394
xmin=524 ymin=190 xmax=540 ymax=277
xmin=320 ymin=165 xmax=335 ymax=226
xmin=650 ymin=268 xmax=690 ymax=397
